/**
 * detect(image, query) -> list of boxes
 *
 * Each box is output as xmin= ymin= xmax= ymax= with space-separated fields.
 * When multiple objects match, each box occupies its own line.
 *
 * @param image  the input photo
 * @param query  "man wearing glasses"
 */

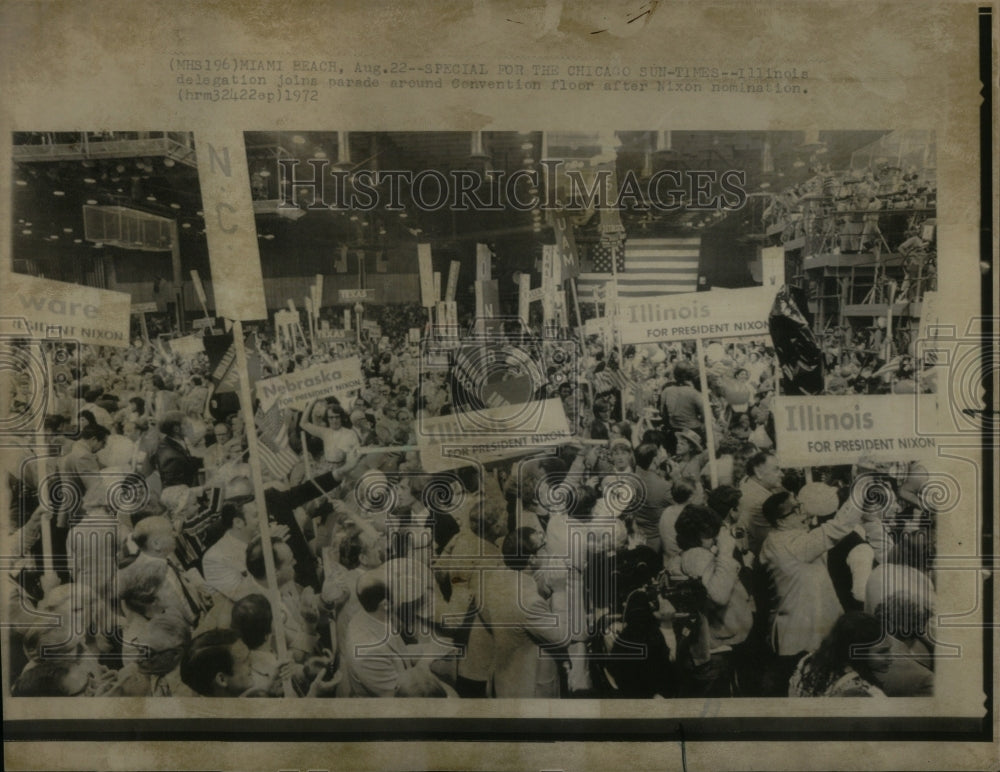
xmin=758 ymin=481 xmax=865 ymax=682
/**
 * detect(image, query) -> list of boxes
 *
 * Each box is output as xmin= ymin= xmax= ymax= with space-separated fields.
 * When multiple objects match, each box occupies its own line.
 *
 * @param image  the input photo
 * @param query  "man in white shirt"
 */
xmin=344 ymin=560 xmax=441 ymax=697
xmin=200 ymin=500 xmax=260 ymax=603
xmin=300 ymin=401 xmax=360 ymax=465
xmin=759 ymin=483 xmax=864 ymax=660
xmin=202 ymin=423 xmax=240 ymax=477
xmin=97 ymin=418 xmax=143 ymax=471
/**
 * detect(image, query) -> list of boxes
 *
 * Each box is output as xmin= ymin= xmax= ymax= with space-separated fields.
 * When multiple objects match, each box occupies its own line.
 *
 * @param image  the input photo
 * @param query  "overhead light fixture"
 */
xmin=277 ymin=207 xmax=306 ymax=222
xmin=163 ymin=158 xmax=175 ymax=167
xmin=292 ymin=135 xmax=306 ymax=145
xmin=73 ymin=238 xmax=82 ymax=243
xmin=170 ymin=203 xmax=181 ymax=209
xmin=15 ymin=179 xmax=27 ymax=186
xmin=63 ymin=227 xmax=73 ymax=233
xmin=21 ymin=229 xmax=31 ymax=235
xmin=83 ymin=177 xmax=96 ymax=184
xmin=181 ymin=222 xmax=192 ymax=229
xmin=53 ymin=190 xmax=65 ymax=196
xmin=86 ymin=199 xmax=98 ymax=205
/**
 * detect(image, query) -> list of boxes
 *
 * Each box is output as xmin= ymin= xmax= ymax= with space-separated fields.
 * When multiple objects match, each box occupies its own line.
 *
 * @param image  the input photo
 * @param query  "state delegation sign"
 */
xmin=418 ymin=398 xmax=572 ymax=472
xmin=257 ymin=357 xmax=364 ymax=411
xmin=774 ymin=394 xmax=940 ymax=465
xmin=617 ymin=286 xmax=777 ymax=344
xmin=6 ymin=273 xmax=132 ymax=347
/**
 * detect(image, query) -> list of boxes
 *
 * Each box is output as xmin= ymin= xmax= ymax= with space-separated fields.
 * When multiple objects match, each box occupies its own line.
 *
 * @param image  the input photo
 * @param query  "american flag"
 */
xmin=576 ymin=236 xmax=702 ymax=299
xmin=255 ymin=402 xmax=299 ymax=481
xmin=593 ymin=366 xmax=632 ymax=395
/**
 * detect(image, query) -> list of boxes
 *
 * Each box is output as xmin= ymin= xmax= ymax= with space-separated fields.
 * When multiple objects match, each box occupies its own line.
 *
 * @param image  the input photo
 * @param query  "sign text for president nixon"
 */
xmin=8 ymin=273 xmax=132 ymax=347
xmin=418 ymin=398 xmax=572 ymax=472
xmin=257 ymin=357 xmax=364 ymax=411
xmin=617 ymin=286 xmax=776 ymax=344
xmin=774 ymin=394 xmax=940 ymax=465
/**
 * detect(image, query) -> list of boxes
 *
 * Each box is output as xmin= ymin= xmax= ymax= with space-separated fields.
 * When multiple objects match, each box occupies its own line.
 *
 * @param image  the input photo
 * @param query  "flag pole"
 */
xmin=36 ymin=341 xmax=56 ymax=585
xmin=231 ymin=318 xmax=294 ymax=697
xmin=568 ymin=278 xmax=586 ymax=350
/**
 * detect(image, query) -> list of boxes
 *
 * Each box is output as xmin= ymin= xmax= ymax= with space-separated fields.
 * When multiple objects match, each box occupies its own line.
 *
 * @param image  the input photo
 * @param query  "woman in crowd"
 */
xmin=788 ymin=611 xmax=892 ymax=697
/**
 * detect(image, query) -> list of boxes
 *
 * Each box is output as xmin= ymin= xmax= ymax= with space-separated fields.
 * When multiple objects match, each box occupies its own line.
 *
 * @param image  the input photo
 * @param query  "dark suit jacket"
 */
xmin=632 ymin=468 xmax=674 ymax=549
xmin=155 ymin=436 xmax=201 ymax=488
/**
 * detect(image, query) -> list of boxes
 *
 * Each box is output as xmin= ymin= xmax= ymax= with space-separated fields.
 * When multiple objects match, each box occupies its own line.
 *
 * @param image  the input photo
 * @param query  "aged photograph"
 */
xmin=0 ymin=1 xmax=993 ymax=770
xmin=3 ymin=130 xmax=941 ymax=703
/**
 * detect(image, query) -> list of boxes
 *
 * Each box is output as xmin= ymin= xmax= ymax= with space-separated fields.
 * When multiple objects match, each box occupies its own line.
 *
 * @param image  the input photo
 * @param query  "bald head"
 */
xmin=132 ymin=515 xmax=176 ymax=558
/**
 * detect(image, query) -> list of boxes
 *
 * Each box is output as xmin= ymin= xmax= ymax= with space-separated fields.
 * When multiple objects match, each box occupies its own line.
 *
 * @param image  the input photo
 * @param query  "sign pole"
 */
xmin=301 ymin=429 xmax=312 ymax=480
xmin=695 ymin=337 xmax=719 ymax=489
xmin=231 ymin=318 xmax=294 ymax=697
xmin=190 ymin=269 xmax=211 ymax=321
xmin=304 ymin=297 xmax=316 ymax=351
xmin=35 ymin=342 xmax=56 ymax=585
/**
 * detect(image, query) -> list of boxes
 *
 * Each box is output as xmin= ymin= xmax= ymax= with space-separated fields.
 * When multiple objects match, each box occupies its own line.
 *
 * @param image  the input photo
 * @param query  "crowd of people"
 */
xmin=814 ymin=327 xmax=936 ymax=396
xmin=762 ymin=160 xmax=936 ymax=257
xmin=4 ymin=304 xmax=938 ymax=700
xmin=759 ymin=159 xmax=938 ymax=399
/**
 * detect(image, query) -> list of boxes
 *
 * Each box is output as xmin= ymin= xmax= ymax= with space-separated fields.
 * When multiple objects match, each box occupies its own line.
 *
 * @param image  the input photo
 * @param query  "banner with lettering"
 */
xmin=617 ymin=286 xmax=777 ymax=344
xmin=418 ymin=243 xmax=435 ymax=307
xmin=169 ymin=334 xmax=206 ymax=358
xmin=257 ymin=356 xmax=364 ymax=411
xmin=7 ymin=273 xmax=131 ymax=347
xmin=194 ymin=129 xmax=267 ymax=320
xmin=418 ymin=398 xmax=572 ymax=472
xmin=549 ymin=210 xmax=580 ymax=279
xmin=774 ymin=394 xmax=940 ymax=465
